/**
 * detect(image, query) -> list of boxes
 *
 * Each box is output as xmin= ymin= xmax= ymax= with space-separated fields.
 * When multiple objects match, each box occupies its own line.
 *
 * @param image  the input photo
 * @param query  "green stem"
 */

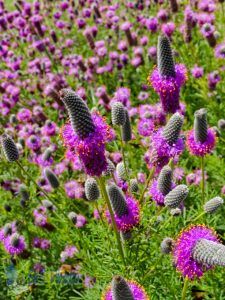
xmin=139 ymin=167 xmax=155 ymax=205
xmin=188 ymin=211 xmax=205 ymax=223
xmin=97 ymin=177 xmax=126 ymax=266
xmin=119 ymin=128 xmax=130 ymax=184
xmin=201 ymin=156 xmax=205 ymax=205
xmin=181 ymin=277 xmax=189 ymax=300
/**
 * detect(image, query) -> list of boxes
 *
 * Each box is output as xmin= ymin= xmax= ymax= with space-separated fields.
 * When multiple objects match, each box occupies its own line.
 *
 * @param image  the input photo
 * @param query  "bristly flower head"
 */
xmin=4 ymin=232 xmax=26 ymax=255
xmin=122 ymin=109 xmax=132 ymax=142
xmin=145 ymin=113 xmax=184 ymax=173
xmin=203 ymin=197 xmax=224 ymax=214
xmin=105 ymin=184 xmax=140 ymax=232
xmin=165 ymin=184 xmax=188 ymax=208
xmin=148 ymin=35 xmax=187 ymax=113
xmin=173 ymin=224 xmax=220 ymax=279
xmin=102 ymin=276 xmax=149 ymax=300
xmin=85 ymin=178 xmax=100 ymax=201
xmin=111 ymin=102 xmax=126 ymax=126
xmin=187 ymin=109 xmax=216 ymax=157
xmin=1 ymin=134 xmax=19 ymax=162
xmin=60 ymin=89 xmax=114 ymax=177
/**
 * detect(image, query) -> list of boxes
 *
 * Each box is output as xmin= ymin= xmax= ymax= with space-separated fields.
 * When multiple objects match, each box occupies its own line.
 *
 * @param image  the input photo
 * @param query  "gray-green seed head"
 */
xmin=42 ymin=199 xmax=55 ymax=210
xmin=162 ymin=113 xmax=183 ymax=146
xmin=60 ymin=89 xmax=95 ymax=139
xmin=192 ymin=239 xmax=225 ymax=267
xmin=170 ymin=207 xmax=181 ymax=216
xmin=204 ymin=197 xmax=224 ymax=214
xmin=160 ymin=237 xmax=174 ymax=254
xmin=122 ymin=109 xmax=132 ymax=142
xmin=164 ymin=184 xmax=189 ymax=208
xmin=130 ymin=179 xmax=138 ymax=193
xmin=68 ymin=212 xmax=77 ymax=224
xmin=19 ymin=184 xmax=29 ymax=201
xmin=218 ymin=119 xmax=225 ymax=130
xmin=116 ymin=162 xmax=126 ymax=181
xmin=107 ymin=184 xmax=129 ymax=217
xmin=10 ymin=233 xmax=20 ymax=247
xmin=1 ymin=134 xmax=19 ymax=162
xmin=103 ymin=159 xmax=115 ymax=176
xmin=111 ymin=102 xmax=126 ymax=126
xmin=42 ymin=148 xmax=52 ymax=161
xmin=44 ymin=168 xmax=60 ymax=189
xmin=85 ymin=178 xmax=100 ymax=201
xmin=194 ymin=108 xmax=208 ymax=143
xmin=157 ymin=165 xmax=172 ymax=195
xmin=157 ymin=35 xmax=176 ymax=78
xmin=111 ymin=276 xmax=135 ymax=300
xmin=3 ymin=223 xmax=12 ymax=236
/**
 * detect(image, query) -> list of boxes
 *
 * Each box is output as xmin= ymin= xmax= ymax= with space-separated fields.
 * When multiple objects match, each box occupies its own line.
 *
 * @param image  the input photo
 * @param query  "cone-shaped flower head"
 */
xmin=102 ymin=276 xmax=149 ymax=300
xmin=61 ymin=89 xmax=95 ymax=139
xmin=103 ymin=159 xmax=115 ymax=176
xmin=161 ymin=237 xmax=174 ymax=254
xmin=187 ymin=109 xmax=216 ymax=156
xmin=122 ymin=109 xmax=132 ymax=142
xmin=157 ymin=35 xmax=176 ymax=78
xmin=116 ymin=162 xmax=126 ymax=181
xmin=130 ymin=179 xmax=138 ymax=193
xmin=42 ymin=147 xmax=52 ymax=161
xmin=61 ymin=89 xmax=114 ymax=176
xmin=44 ymin=168 xmax=60 ymax=188
xmin=204 ymin=197 xmax=224 ymax=214
xmin=4 ymin=232 xmax=26 ymax=255
xmin=193 ymin=238 xmax=225 ymax=267
xmin=173 ymin=225 xmax=221 ymax=279
xmin=19 ymin=184 xmax=29 ymax=201
xmin=85 ymin=178 xmax=100 ymax=201
xmin=68 ymin=212 xmax=77 ymax=224
xmin=149 ymin=36 xmax=187 ymax=113
xmin=112 ymin=276 xmax=135 ymax=300
xmin=105 ymin=184 xmax=140 ymax=232
xmin=111 ymin=102 xmax=126 ymax=126
xmin=194 ymin=109 xmax=208 ymax=143
xmin=157 ymin=165 xmax=173 ymax=195
xmin=107 ymin=184 xmax=129 ymax=217
xmin=162 ymin=113 xmax=183 ymax=146
xmin=1 ymin=134 xmax=19 ymax=162
xmin=164 ymin=184 xmax=188 ymax=208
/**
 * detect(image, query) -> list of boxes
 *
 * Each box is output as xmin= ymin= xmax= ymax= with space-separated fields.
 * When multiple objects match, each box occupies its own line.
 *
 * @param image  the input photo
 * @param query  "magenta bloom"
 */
xmin=173 ymin=225 xmax=219 ymax=279
xmin=64 ymin=180 xmax=84 ymax=199
xmin=149 ymin=64 xmax=187 ymax=113
xmin=215 ymin=43 xmax=225 ymax=59
xmin=105 ymin=195 xmax=140 ymax=232
xmin=60 ymin=245 xmax=78 ymax=262
xmin=137 ymin=118 xmax=155 ymax=137
xmin=191 ymin=65 xmax=203 ymax=78
xmin=61 ymin=112 xmax=113 ymax=176
xmin=187 ymin=128 xmax=216 ymax=156
xmin=4 ymin=233 xmax=26 ymax=255
xmin=145 ymin=128 xmax=184 ymax=172
xmin=102 ymin=280 xmax=149 ymax=300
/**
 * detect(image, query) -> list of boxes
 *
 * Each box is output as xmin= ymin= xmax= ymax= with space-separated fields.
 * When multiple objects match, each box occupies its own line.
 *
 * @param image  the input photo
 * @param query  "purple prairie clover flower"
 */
xmin=187 ymin=128 xmax=216 ymax=156
xmin=208 ymin=71 xmax=221 ymax=90
xmin=4 ymin=233 xmax=26 ymax=255
xmin=150 ymin=180 xmax=176 ymax=206
xmin=145 ymin=113 xmax=184 ymax=173
xmin=102 ymin=276 xmax=149 ymax=300
xmin=215 ymin=43 xmax=225 ymax=59
xmin=173 ymin=167 xmax=185 ymax=181
xmin=191 ymin=65 xmax=203 ymax=78
xmin=64 ymin=180 xmax=84 ymax=199
xmin=112 ymin=87 xmax=131 ymax=108
xmin=105 ymin=188 xmax=140 ymax=232
xmin=137 ymin=118 xmax=155 ymax=137
xmin=41 ymin=120 xmax=57 ymax=136
xmin=26 ymin=135 xmax=41 ymax=151
xmin=84 ymin=276 xmax=96 ymax=288
xmin=200 ymin=23 xmax=216 ymax=47
xmin=149 ymin=64 xmax=187 ymax=113
xmin=16 ymin=108 xmax=32 ymax=122
xmin=61 ymin=90 xmax=114 ymax=177
xmin=60 ymin=245 xmax=78 ymax=262
xmin=173 ymin=224 xmax=219 ymax=279
xmin=149 ymin=35 xmax=187 ymax=113
xmin=145 ymin=17 xmax=158 ymax=33
xmin=157 ymin=9 xmax=169 ymax=22
xmin=75 ymin=215 xmax=87 ymax=228
xmin=162 ymin=22 xmax=176 ymax=38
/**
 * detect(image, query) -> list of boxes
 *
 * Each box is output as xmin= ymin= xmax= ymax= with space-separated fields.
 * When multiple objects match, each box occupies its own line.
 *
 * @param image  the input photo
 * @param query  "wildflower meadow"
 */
xmin=1 ymin=0 xmax=225 ymax=299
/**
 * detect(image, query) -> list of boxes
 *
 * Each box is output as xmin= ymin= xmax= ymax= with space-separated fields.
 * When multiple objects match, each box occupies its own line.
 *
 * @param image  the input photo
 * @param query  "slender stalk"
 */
xmin=181 ymin=277 xmax=189 ymax=300
xmin=201 ymin=156 xmax=205 ymax=204
xmin=97 ymin=177 xmax=126 ymax=265
xmin=188 ymin=211 xmax=205 ymax=223
xmin=139 ymin=167 xmax=155 ymax=204
xmin=119 ymin=128 xmax=130 ymax=184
